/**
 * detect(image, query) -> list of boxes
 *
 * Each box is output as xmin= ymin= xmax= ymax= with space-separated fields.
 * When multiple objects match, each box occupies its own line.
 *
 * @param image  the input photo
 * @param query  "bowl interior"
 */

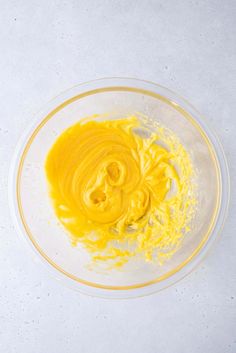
xmin=17 ymin=86 xmax=220 ymax=288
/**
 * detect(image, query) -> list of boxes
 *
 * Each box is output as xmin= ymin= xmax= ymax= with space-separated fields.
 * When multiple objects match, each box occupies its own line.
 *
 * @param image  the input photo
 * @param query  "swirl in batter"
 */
xmin=45 ymin=115 xmax=196 ymax=267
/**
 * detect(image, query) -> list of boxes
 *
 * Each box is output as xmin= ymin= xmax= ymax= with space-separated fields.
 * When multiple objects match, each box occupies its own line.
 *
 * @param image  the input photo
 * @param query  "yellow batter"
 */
xmin=45 ymin=115 xmax=196 ymax=267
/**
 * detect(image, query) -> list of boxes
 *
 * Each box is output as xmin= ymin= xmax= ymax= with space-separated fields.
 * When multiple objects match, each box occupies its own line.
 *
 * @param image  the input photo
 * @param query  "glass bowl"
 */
xmin=9 ymin=78 xmax=230 ymax=298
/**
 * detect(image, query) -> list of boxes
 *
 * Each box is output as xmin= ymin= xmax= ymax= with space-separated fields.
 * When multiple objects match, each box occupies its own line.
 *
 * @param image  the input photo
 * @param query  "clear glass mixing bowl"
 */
xmin=9 ymin=78 xmax=230 ymax=298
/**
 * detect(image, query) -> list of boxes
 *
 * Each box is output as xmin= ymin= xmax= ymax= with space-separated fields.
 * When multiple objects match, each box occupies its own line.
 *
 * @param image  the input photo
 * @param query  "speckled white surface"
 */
xmin=0 ymin=1 xmax=236 ymax=352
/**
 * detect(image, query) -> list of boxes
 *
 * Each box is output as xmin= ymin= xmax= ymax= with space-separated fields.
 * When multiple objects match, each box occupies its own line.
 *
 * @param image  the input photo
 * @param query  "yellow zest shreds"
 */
xmin=45 ymin=115 xmax=196 ymax=267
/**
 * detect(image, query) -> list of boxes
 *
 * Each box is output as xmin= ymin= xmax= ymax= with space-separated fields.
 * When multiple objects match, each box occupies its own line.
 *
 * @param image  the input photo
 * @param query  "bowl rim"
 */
xmin=8 ymin=77 xmax=230 ymax=298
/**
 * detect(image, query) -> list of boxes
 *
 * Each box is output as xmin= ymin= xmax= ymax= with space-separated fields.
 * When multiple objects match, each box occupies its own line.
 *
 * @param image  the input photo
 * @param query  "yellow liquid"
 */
xmin=45 ymin=115 xmax=196 ymax=267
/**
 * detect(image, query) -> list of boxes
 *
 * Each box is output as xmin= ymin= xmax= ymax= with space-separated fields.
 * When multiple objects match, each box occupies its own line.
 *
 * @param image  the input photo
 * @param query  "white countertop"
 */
xmin=1 ymin=1 xmax=235 ymax=352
